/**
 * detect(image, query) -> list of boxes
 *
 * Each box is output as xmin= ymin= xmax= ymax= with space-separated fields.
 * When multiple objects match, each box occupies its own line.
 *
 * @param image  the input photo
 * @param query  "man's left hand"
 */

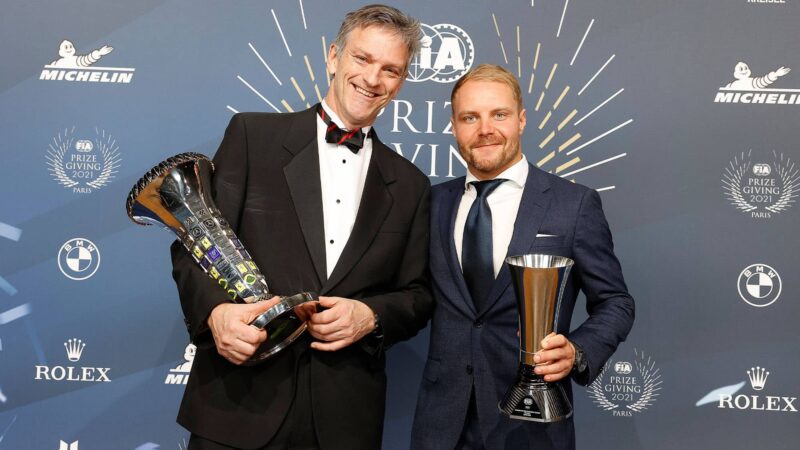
xmin=308 ymin=296 xmax=376 ymax=351
xmin=533 ymin=332 xmax=576 ymax=382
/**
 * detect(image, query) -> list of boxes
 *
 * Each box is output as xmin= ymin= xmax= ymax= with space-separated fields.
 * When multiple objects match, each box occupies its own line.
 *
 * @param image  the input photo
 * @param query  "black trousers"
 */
xmin=188 ymin=350 xmax=320 ymax=450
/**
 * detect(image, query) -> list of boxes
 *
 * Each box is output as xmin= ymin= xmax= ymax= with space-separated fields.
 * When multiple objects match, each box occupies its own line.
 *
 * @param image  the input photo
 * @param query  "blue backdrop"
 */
xmin=1 ymin=1 xmax=798 ymax=449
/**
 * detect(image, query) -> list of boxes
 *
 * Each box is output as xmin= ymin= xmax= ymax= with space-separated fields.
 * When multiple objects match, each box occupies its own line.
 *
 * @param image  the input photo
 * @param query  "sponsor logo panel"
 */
xmin=588 ymin=349 xmax=662 ymax=417
xmin=40 ymin=40 xmax=134 ymax=84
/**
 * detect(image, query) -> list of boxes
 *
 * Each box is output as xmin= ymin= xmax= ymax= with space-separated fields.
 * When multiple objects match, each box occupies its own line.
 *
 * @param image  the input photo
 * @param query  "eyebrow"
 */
xmin=349 ymin=47 xmax=403 ymax=72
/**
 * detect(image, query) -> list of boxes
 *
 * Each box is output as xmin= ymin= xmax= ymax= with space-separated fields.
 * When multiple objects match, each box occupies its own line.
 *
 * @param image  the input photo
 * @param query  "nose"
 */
xmin=363 ymin=64 xmax=381 ymax=87
xmin=477 ymin=118 xmax=495 ymax=136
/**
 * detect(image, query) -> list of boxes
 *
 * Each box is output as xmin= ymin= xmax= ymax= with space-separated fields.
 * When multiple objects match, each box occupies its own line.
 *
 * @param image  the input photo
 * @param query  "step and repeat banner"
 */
xmin=1 ymin=0 xmax=798 ymax=448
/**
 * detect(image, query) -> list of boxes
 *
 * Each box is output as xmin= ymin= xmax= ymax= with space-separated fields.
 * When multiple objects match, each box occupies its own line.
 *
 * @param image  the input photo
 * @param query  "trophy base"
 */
xmin=245 ymin=292 xmax=317 ymax=364
xmin=498 ymin=366 xmax=573 ymax=423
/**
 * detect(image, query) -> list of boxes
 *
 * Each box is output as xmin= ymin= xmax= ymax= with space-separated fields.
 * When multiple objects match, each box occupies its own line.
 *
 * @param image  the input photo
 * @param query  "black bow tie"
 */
xmin=316 ymin=104 xmax=368 ymax=154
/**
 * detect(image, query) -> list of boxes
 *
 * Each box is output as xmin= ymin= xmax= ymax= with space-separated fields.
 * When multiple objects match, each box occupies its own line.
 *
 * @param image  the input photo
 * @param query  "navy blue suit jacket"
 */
xmin=411 ymin=163 xmax=634 ymax=450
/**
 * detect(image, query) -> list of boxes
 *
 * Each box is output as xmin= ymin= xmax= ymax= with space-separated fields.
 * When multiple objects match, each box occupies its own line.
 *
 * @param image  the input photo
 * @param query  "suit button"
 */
xmin=473 ymin=320 xmax=483 ymax=328
xmin=466 ymin=365 xmax=473 ymax=375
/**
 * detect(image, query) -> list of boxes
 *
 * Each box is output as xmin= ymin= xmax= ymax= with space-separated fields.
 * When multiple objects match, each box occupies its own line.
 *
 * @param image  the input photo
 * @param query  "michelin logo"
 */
xmin=715 ymin=62 xmax=799 ymax=104
xmin=40 ymin=40 xmax=134 ymax=83
xmin=164 ymin=343 xmax=196 ymax=385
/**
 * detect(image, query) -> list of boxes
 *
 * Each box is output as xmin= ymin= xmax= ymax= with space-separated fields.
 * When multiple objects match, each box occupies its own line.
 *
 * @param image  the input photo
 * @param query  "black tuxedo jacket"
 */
xmin=170 ymin=106 xmax=433 ymax=449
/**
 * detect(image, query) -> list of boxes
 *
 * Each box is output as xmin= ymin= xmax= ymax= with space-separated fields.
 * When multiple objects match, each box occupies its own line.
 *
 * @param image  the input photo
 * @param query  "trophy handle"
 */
xmin=249 ymin=291 xmax=318 ymax=329
xmin=241 ymin=291 xmax=318 ymax=364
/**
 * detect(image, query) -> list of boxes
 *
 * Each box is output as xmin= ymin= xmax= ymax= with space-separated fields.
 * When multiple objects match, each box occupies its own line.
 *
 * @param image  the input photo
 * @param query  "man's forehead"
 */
xmin=453 ymin=81 xmax=516 ymax=107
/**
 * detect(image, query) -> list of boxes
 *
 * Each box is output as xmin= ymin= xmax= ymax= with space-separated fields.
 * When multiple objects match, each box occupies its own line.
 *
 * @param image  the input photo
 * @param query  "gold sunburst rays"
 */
xmin=490 ymin=8 xmax=632 ymax=187
xmin=231 ymin=3 xmax=328 ymax=114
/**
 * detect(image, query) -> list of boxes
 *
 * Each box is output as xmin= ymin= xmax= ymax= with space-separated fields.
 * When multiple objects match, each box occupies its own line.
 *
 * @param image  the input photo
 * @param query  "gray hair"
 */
xmin=333 ymin=4 xmax=421 ymax=73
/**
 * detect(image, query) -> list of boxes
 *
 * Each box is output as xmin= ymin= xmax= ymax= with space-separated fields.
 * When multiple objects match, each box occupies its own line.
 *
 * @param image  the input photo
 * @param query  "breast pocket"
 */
xmin=531 ymin=235 xmax=567 ymax=247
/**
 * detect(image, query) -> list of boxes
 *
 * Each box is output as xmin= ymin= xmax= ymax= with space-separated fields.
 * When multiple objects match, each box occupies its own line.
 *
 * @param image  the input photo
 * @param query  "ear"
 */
xmin=326 ymin=44 xmax=339 ymax=77
xmin=518 ymin=108 xmax=527 ymax=135
xmin=450 ymin=116 xmax=457 ymax=139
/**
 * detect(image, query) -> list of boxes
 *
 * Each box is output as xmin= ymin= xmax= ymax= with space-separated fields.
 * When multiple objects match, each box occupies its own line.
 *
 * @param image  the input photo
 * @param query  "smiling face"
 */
xmin=734 ymin=62 xmax=751 ymax=80
xmin=325 ymin=25 xmax=408 ymax=129
xmin=451 ymin=80 xmax=527 ymax=180
xmin=59 ymin=40 xmax=75 ymax=58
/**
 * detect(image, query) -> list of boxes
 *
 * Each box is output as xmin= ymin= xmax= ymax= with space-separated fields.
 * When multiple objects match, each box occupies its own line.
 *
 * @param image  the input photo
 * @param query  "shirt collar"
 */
xmin=320 ymin=100 xmax=372 ymax=135
xmin=464 ymin=155 xmax=529 ymax=190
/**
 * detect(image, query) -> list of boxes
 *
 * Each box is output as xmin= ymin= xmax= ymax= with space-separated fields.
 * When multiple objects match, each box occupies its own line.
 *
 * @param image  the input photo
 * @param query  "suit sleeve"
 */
xmin=360 ymin=181 xmax=434 ymax=354
xmin=568 ymin=188 xmax=635 ymax=385
xmin=170 ymin=113 xmax=250 ymax=347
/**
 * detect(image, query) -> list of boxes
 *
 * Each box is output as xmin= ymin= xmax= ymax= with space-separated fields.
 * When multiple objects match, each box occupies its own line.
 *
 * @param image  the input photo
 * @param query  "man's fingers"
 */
xmin=310 ymin=339 xmax=349 ymax=352
xmin=317 ymin=296 xmax=341 ymax=308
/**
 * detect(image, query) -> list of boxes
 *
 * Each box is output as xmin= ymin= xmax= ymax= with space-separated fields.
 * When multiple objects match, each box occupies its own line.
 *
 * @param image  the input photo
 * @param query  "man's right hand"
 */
xmin=207 ymin=296 xmax=280 ymax=365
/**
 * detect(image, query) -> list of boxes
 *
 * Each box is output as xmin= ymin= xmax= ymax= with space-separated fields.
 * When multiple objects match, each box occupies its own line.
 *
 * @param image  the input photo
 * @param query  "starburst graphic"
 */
xmin=228 ymin=1 xmax=327 ymax=115
xmin=491 ymin=1 xmax=633 ymax=191
xmin=229 ymin=1 xmax=633 ymax=190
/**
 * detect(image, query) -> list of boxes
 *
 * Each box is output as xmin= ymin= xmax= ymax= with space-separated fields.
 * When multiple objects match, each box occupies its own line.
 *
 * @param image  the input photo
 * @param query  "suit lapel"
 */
xmin=478 ymin=164 xmax=552 ymax=317
xmin=439 ymin=179 xmax=477 ymax=317
xmin=283 ymin=107 xmax=327 ymax=285
xmin=322 ymin=138 xmax=395 ymax=294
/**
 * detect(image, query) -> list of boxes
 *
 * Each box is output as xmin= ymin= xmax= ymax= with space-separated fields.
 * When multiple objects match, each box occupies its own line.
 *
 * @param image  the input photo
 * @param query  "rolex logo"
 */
xmin=747 ymin=366 xmax=769 ymax=391
xmin=34 ymin=338 xmax=111 ymax=383
xmin=64 ymin=338 xmax=85 ymax=362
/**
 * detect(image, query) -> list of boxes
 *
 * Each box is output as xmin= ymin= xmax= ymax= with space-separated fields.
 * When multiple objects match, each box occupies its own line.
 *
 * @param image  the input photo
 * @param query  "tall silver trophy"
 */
xmin=499 ymin=254 xmax=574 ymax=422
xmin=125 ymin=152 xmax=316 ymax=363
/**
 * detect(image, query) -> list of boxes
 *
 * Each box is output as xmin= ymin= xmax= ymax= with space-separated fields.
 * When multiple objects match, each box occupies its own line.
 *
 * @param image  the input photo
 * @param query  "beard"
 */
xmin=461 ymin=137 xmax=520 ymax=175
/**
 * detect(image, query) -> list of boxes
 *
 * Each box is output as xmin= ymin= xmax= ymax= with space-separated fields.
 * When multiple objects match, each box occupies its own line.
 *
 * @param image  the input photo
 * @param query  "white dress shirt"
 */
xmin=317 ymin=100 xmax=373 ymax=278
xmin=454 ymin=156 xmax=529 ymax=277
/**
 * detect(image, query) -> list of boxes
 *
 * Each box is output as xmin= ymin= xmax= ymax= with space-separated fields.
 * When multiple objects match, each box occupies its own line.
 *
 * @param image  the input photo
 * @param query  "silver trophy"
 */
xmin=125 ymin=153 xmax=316 ymax=363
xmin=499 ymin=254 xmax=574 ymax=422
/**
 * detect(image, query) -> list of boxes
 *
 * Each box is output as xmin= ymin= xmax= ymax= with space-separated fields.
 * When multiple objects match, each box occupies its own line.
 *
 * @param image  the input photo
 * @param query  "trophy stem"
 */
xmin=499 ymin=364 xmax=573 ymax=422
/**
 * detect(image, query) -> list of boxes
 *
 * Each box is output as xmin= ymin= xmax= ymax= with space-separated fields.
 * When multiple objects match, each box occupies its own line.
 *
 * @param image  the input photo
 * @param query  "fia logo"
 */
xmin=722 ymin=150 xmax=798 ymax=219
xmin=59 ymin=441 xmax=78 ymax=450
xmin=406 ymin=23 xmax=475 ymax=83
xmin=737 ymin=264 xmax=782 ymax=308
xmin=35 ymin=338 xmax=111 ymax=382
xmin=715 ymin=62 xmax=800 ymax=104
xmin=40 ymin=39 xmax=134 ymax=83
xmin=588 ymin=349 xmax=662 ymax=417
xmin=46 ymin=127 xmax=122 ymax=194
xmin=717 ymin=367 xmax=797 ymax=412
xmin=57 ymin=238 xmax=101 ymax=281
xmin=164 ymin=343 xmax=197 ymax=385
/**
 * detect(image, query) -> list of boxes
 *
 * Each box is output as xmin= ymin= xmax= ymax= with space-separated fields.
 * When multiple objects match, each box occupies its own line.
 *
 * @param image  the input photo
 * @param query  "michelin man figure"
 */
xmin=725 ymin=62 xmax=791 ymax=90
xmin=51 ymin=40 xmax=113 ymax=68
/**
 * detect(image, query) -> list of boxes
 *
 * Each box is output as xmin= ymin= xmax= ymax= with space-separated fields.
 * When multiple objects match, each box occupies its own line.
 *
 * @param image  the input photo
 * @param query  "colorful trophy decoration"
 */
xmin=126 ymin=153 xmax=316 ymax=363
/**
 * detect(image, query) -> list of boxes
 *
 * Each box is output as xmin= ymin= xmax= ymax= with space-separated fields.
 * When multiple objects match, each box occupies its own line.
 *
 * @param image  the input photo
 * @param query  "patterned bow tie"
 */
xmin=316 ymin=104 xmax=367 ymax=154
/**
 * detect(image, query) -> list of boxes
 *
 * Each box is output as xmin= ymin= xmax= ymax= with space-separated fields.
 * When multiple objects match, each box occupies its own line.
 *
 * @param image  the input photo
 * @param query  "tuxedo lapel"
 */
xmin=478 ymin=164 xmax=552 ymax=317
xmin=439 ymin=179 xmax=477 ymax=317
xmin=322 ymin=139 xmax=395 ymax=293
xmin=283 ymin=107 xmax=327 ymax=285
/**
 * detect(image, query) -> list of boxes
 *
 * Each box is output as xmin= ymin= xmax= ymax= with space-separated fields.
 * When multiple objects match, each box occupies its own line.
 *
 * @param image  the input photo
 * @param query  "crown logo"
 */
xmin=747 ymin=366 xmax=769 ymax=391
xmin=64 ymin=338 xmax=85 ymax=362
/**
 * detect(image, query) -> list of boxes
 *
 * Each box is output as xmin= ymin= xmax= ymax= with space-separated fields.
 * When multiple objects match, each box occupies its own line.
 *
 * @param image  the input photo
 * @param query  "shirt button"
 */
xmin=342 ymin=159 xmax=346 ymax=164
xmin=336 ymin=199 xmax=341 ymax=204
xmin=329 ymin=239 xmax=334 ymax=244
xmin=466 ymin=365 xmax=474 ymax=375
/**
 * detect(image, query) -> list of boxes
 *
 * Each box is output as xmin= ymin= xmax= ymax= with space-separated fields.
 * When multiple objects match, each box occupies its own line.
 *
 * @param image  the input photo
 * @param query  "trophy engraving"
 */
xmin=499 ymin=254 xmax=574 ymax=422
xmin=126 ymin=152 xmax=316 ymax=362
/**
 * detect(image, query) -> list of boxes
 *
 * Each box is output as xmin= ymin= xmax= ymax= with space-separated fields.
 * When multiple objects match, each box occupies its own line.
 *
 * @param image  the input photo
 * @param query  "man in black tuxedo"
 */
xmin=171 ymin=5 xmax=432 ymax=449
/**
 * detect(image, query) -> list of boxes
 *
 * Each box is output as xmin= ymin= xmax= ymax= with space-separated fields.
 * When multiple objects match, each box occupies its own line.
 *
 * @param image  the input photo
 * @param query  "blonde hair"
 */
xmin=451 ymin=64 xmax=523 ymax=113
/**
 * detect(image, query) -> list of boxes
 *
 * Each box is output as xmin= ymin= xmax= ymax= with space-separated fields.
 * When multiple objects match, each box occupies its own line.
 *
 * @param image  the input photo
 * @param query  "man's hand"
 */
xmin=207 ymin=296 xmax=280 ymax=365
xmin=307 ymin=296 xmax=375 ymax=352
xmin=533 ymin=332 xmax=576 ymax=382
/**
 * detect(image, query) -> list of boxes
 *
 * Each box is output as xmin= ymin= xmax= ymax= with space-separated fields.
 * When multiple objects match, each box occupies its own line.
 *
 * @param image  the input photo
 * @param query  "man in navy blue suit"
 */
xmin=411 ymin=64 xmax=635 ymax=450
